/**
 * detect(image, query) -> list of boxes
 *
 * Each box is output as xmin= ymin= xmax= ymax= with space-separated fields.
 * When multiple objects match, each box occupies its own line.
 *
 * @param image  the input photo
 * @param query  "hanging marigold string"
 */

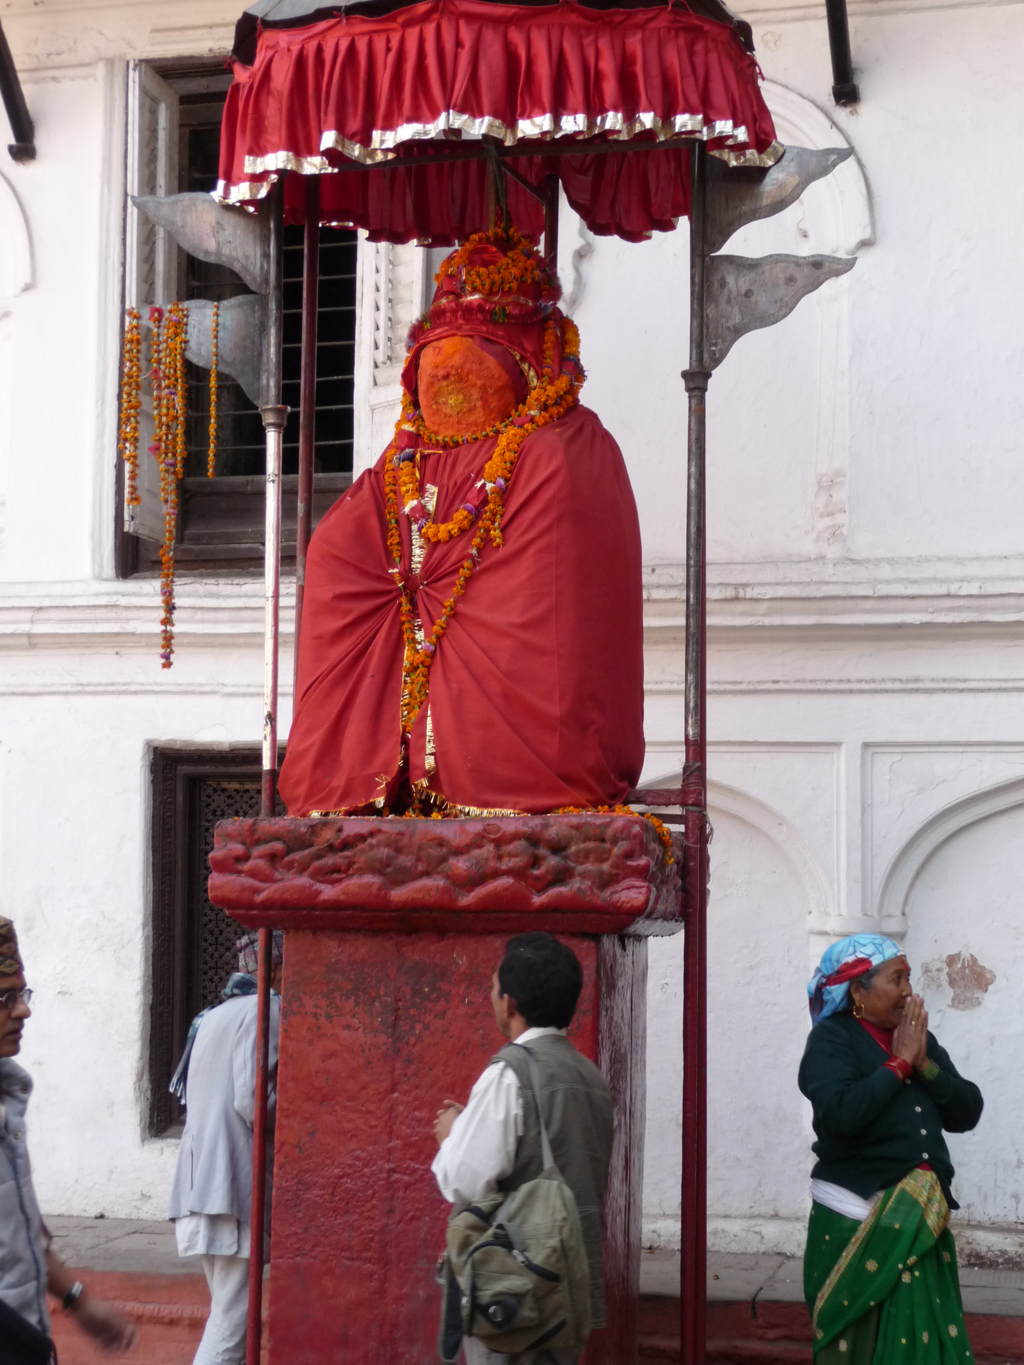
xmin=148 ymin=302 xmax=189 ymax=668
xmin=118 ymin=308 xmax=142 ymax=508
xmin=207 ymin=302 xmax=219 ymax=479
xmin=553 ymin=804 xmax=675 ymax=864
xmin=384 ymin=315 xmax=583 ymax=734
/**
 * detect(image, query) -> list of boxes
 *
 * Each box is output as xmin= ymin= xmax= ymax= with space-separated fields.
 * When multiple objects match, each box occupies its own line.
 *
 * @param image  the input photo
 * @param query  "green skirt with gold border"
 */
xmin=804 ymin=1169 xmax=973 ymax=1363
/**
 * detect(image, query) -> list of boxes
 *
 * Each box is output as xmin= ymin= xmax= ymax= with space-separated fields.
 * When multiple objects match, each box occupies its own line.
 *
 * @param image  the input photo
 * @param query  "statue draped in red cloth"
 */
xmin=279 ymin=227 xmax=645 ymax=817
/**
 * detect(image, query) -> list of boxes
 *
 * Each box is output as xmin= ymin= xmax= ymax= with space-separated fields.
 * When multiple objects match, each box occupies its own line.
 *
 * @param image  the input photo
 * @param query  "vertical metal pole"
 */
xmin=0 ymin=20 xmax=35 ymax=161
xmin=825 ymin=0 xmax=860 ymax=104
xmin=247 ymin=178 xmax=286 ymax=1365
xmin=294 ymin=176 xmax=320 ymax=693
xmin=543 ymin=174 xmax=560 ymax=274
xmin=680 ymin=142 xmax=710 ymax=1365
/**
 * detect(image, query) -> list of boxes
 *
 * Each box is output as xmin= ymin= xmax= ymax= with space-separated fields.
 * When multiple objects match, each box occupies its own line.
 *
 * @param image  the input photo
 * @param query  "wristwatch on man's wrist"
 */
xmin=62 ymin=1281 xmax=85 ymax=1312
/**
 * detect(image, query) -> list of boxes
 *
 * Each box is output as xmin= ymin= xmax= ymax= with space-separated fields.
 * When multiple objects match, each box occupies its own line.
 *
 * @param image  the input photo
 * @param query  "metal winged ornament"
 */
xmin=131 ymin=192 xmax=270 ymax=293
xmin=704 ymin=253 xmax=855 ymax=370
xmin=700 ymin=143 xmax=859 ymax=372
xmin=184 ymin=296 xmax=267 ymax=407
xmin=131 ymin=192 xmax=271 ymax=407
xmin=704 ymin=145 xmax=854 ymax=254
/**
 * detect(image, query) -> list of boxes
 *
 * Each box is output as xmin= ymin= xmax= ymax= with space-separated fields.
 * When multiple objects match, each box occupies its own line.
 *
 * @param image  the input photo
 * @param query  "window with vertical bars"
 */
xmin=117 ymin=60 xmax=356 ymax=576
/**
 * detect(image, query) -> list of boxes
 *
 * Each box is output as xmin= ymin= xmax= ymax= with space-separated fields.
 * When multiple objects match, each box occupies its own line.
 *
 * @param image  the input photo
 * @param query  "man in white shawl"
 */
xmin=169 ymin=931 xmax=283 ymax=1365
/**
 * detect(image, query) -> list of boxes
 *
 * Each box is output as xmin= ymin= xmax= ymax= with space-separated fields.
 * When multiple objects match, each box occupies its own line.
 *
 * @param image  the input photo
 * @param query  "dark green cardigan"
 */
xmin=798 ymin=1013 xmax=983 ymax=1208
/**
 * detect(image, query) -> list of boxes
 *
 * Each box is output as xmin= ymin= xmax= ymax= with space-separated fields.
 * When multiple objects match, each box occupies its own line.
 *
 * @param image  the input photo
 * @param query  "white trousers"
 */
xmin=462 ymin=1340 xmax=583 ymax=1365
xmin=193 ymin=1254 xmax=251 ymax=1365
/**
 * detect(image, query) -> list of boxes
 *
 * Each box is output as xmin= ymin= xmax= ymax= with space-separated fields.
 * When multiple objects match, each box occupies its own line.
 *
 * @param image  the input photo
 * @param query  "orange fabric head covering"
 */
xmin=401 ymin=226 xmax=578 ymax=404
xmin=417 ymin=335 xmax=525 ymax=437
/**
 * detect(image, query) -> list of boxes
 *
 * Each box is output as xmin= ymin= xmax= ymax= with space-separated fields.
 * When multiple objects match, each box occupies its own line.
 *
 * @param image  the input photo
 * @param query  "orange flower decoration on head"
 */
xmin=402 ymin=222 xmax=562 ymax=402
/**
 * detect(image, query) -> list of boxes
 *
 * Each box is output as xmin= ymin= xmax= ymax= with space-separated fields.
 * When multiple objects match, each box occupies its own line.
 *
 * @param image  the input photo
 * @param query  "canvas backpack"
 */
xmin=438 ymin=1045 xmax=592 ymax=1362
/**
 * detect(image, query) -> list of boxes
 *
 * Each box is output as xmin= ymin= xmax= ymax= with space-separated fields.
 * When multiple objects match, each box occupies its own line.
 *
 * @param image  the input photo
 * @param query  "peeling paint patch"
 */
xmin=920 ymin=959 xmax=946 ymax=995
xmin=944 ymin=950 xmax=996 ymax=1011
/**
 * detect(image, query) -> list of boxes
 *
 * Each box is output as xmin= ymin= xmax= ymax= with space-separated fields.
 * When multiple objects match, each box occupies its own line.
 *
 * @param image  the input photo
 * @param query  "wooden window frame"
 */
xmin=116 ymin=57 xmax=355 ymax=580
xmin=149 ymin=744 xmax=280 ymax=1137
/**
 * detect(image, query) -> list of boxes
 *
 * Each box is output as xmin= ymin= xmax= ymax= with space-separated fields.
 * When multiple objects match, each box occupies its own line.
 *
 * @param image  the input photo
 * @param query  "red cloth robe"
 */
xmin=279 ymin=403 xmax=645 ymax=815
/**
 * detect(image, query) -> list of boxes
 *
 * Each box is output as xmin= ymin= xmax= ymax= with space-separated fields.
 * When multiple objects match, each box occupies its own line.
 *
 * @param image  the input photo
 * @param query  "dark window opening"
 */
xmin=149 ymin=746 xmax=284 ymax=1137
xmin=118 ymin=59 xmax=355 ymax=577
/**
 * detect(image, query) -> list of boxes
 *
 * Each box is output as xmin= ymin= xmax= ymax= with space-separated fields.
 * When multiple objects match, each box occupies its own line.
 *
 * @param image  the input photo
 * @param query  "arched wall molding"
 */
xmin=709 ymin=779 xmax=834 ymax=924
xmin=0 ymin=172 xmax=32 ymax=300
xmin=760 ymin=82 xmax=873 ymax=257
xmin=877 ymin=776 xmax=1024 ymax=928
xmin=644 ymin=767 xmax=834 ymax=923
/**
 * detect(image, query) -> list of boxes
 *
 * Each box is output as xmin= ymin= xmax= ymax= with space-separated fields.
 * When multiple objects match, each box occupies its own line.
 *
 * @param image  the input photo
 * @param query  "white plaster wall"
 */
xmin=902 ymin=804 xmax=1024 ymax=1257
xmin=645 ymin=805 xmax=814 ymax=1257
xmin=0 ymin=67 xmax=117 ymax=582
xmin=0 ymin=0 xmax=1021 ymax=1262
xmin=0 ymin=598 xmax=295 ymax=1214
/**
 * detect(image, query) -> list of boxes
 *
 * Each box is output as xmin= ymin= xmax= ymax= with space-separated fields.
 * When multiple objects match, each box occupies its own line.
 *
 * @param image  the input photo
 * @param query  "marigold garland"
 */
xmin=207 ymin=302 xmax=219 ymax=479
xmin=118 ymin=309 xmax=142 ymax=507
xmin=385 ymin=315 xmax=583 ymax=733
xmin=148 ymin=302 xmax=189 ymax=667
xmin=553 ymin=804 xmax=675 ymax=864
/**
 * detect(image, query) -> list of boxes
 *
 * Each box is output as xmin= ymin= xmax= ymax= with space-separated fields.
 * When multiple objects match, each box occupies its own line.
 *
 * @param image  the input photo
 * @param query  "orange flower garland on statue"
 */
xmin=553 ymin=804 xmax=675 ymax=864
xmin=384 ymin=314 xmax=584 ymax=734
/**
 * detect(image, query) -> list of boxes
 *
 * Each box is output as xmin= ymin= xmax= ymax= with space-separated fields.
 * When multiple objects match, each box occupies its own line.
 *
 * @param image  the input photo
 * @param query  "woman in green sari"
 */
xmin=799 ymin=935 xmax=983 ymax=1363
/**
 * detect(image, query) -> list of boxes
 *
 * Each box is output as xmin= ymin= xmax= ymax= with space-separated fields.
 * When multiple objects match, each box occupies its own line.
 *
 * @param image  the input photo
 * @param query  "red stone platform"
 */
xmin=209 ymin=813 xmax=682 ymax=1365
xmin=209 ymin=812 xmax=682 ymax=933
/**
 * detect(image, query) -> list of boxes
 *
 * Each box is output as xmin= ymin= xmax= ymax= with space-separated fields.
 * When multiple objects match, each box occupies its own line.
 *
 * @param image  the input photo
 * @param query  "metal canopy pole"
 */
xmin=680 ymin=142 xmax=710 ymax=1365
xmin=543 ymin=174 xmax=559 ymax=273
xmin=295 ymin=175 xmax=321 ymax=689
xmin=0 ymin=21 xmax=34 ymax=161
xmin=825 ymin=0 xmax=860 ymax=104
xmin=247 ymin=177 xmax=286 ymax=1364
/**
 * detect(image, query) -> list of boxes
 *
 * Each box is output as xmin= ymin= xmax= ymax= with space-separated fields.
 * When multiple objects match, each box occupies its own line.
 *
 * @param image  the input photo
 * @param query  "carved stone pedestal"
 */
xmin=209 ymin=814 xmax=683 ymax=1365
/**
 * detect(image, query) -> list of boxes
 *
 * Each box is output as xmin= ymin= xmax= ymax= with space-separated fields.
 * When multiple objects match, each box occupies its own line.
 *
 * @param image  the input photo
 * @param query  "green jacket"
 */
xmin=495 ymin=1035 xmax=613 ymax=1328
xmin=798 ymin=1013 xmax=983 ymax=1208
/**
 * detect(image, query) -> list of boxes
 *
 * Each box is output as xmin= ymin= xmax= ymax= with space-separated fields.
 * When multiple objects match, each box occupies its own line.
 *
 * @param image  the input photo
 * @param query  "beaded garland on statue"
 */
xmin=384 ymin=281 xmax=583 ymax=736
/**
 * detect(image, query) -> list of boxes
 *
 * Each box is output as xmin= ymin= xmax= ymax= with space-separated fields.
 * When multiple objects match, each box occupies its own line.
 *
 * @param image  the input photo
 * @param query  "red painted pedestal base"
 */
xmin=210 ymin=815 xmax=681 ymax=1365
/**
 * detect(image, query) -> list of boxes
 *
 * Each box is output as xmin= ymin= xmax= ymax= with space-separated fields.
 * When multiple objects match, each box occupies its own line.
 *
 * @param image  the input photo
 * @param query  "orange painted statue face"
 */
xmin=418 ymin=335 xmax=520 ymax=437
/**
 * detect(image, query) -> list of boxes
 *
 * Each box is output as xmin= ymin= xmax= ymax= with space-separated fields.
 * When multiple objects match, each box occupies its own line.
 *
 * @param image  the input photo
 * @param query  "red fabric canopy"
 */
xmin=216 ymin=0 xmax=780 ymax=243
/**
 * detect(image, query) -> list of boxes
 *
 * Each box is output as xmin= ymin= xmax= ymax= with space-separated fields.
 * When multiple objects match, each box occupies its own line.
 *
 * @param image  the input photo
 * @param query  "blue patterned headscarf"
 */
xmin=808 ymin=934 xmax=904 ymax=1025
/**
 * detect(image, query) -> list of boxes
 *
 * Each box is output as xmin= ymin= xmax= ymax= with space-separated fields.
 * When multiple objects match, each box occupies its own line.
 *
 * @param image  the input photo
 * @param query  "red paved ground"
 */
xmin=639 ymin=1297 xmax=1024 ymax=1364
xmin=47 ymin=1273 xmax=1024 ymax=1364
xmin=47 ymin=1270 xmax=269 ymax=1365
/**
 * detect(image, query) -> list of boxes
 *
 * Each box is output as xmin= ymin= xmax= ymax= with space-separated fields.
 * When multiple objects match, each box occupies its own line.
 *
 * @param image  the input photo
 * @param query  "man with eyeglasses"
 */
xmin=0 ymin=916 xmax=134 ymax=1356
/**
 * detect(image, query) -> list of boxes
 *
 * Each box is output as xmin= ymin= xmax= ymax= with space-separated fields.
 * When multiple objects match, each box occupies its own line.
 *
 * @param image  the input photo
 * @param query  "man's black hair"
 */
xmin=497 ymin=932 xmax=583 ymax=1029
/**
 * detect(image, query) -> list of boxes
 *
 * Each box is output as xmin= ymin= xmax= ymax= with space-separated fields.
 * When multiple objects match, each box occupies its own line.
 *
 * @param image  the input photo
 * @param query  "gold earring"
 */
xmin=852 ymin=1000 xmax=864 ymax=1019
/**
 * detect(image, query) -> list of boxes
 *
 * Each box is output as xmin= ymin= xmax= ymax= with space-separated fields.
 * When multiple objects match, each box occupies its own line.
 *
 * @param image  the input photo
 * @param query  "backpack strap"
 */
xmin=501 ymin=1042 xmax=556 ymax=1172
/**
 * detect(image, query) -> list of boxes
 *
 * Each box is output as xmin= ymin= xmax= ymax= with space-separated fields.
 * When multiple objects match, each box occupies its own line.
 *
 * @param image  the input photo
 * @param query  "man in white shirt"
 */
xmin=169 ymin=931 xmax=282 ymax=1365
xmin=432 ymin=932 xmax=614 ymax=1365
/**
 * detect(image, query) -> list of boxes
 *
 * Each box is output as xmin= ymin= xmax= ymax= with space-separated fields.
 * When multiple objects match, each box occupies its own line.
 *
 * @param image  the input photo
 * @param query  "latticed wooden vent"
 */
xmin=149 ymin=746 xmax=284 ymax=1136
